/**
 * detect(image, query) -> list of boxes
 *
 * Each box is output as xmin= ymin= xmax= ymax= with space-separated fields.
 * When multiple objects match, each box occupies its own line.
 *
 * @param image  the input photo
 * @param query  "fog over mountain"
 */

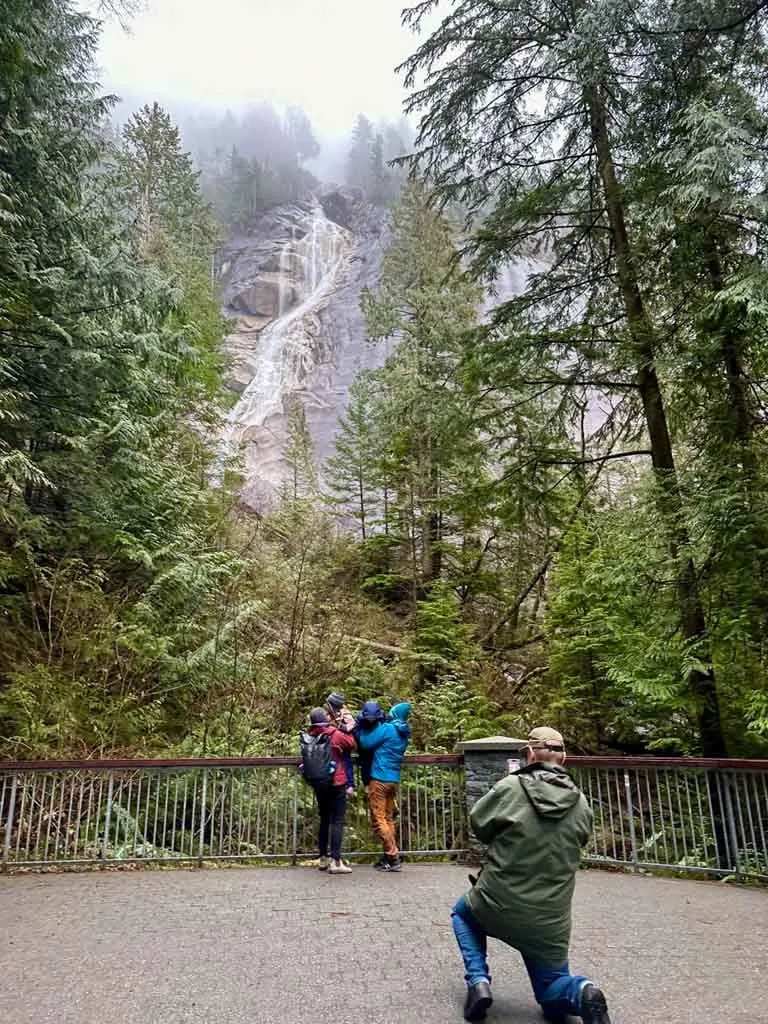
xmin=94 ymin=0 xmax=418 ymax=138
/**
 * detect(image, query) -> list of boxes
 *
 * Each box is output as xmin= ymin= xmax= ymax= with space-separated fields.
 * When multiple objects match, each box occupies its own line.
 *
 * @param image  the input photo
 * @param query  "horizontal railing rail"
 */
xmin=0 ymin=753 xmax=464 ymax=772
xmin=5 ymin=752 xmax=765 ymax=772
xmin=568 ymin=755 xmax=768 ymax=770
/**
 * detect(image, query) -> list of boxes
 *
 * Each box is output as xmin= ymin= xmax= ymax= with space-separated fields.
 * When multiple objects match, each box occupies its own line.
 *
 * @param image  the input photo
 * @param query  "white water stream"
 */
xmin=221 ymin=204 xmax=350 ymax=466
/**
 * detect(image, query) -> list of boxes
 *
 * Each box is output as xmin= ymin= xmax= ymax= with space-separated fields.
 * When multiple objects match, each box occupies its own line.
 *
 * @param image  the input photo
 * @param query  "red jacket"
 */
xmin=309 ymin=723 xmax=356 ymax=786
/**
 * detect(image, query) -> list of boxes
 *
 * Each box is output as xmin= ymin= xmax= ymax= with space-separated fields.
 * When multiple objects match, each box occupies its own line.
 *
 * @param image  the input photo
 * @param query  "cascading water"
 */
xmin=220 ymin=202 xmax=351 ymax=494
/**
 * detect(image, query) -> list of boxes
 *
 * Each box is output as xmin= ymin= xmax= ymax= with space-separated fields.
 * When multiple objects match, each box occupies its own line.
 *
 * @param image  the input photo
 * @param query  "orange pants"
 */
xmin=367 ymin=780 xmax=399 ymax=857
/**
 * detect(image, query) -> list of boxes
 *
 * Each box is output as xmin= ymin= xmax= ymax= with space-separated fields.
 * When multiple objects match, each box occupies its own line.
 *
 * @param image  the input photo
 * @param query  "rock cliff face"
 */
xmin=216 ymin=191 xmax=388 ymax=509
xmin=216 ymin=192 xmax=605 ymax=511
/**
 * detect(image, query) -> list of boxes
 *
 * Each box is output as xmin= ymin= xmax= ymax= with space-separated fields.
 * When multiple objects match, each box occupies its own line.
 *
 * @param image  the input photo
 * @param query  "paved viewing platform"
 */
xmin=1 ymin=864 xmax=765 ymax=1023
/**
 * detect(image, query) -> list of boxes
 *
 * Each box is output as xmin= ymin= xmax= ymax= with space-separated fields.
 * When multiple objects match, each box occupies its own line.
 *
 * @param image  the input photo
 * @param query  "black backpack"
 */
xmin=299 ymin=730 xmax=335 ymax=784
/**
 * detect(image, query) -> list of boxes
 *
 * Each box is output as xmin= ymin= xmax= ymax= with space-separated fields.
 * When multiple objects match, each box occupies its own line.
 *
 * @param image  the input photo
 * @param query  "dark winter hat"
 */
xmin=326 ymin=692 xmax=345 ymax=711
xmin=309 ymin=707 xmax=329 ymax=725
xmin=360 ymin=700 xmax=384 ymax=722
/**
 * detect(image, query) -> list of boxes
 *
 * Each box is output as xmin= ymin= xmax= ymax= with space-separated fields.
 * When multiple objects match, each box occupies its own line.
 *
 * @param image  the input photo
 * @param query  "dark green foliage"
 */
xmin=390 ymin=0 xmax=768 ymax=754
xmin=6 ymin=0 xmax=768 ymax=761
xmin=283 ymin=398 xmax=317 ymax=500
xmin=177 ymin=103 xmax=321 ymax=231
xmin=345 ymin=114 xmax=376 ymax=193
xmin=0 ymin=0 xmax=255 ymax=755
xmin=343 ymin=113 xmax=410 ymax=204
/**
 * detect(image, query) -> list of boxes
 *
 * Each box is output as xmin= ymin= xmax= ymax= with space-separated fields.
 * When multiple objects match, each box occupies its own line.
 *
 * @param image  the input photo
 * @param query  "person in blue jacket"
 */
xmin=354 ymin=700 xmax=386 ymax=791
xmin=357 ymin=700 xmax=412 ymax=872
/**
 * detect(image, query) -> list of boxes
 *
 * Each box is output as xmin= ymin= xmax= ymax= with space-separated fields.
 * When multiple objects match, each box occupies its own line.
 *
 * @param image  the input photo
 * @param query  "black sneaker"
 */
xmin=373 ymin=855 xmax=388 ymax=869
xmin=464 ymin=980 xmax=493 ymax=1022
xmin=580 ymin=985 xmax=611 ymax=1024
xmin=375 ymin=855 xmax=402 ymax=871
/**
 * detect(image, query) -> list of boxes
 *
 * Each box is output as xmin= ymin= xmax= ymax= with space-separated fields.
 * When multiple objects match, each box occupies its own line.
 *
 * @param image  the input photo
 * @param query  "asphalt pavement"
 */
xmin=1 ymin=864 xmax=765 ymax=1023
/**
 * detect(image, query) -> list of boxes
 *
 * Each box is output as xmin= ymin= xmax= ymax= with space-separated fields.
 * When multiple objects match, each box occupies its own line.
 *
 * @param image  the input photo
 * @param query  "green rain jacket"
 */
xmin=465 ymin=762 xmax=593 ymax=965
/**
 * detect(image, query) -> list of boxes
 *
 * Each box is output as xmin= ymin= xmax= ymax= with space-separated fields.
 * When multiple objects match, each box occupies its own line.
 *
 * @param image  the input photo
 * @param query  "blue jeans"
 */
xmin=451 ymin=896 xmax=589 ymax=1015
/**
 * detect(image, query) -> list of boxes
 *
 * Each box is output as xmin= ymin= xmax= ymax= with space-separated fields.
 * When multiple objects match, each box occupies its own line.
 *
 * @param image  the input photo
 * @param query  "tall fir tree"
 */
xmin=397 ymin=0 xmax=768 ymax=755
xmin=345 ymin=113 xmax=375 ymax=194
xmin=283 ymin=397 xmax=317 ymax=500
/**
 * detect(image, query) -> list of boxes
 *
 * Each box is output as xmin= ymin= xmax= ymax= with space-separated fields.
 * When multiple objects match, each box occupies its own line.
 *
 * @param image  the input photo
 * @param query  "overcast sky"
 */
xmin=95 ymin=0 xmax=429 ymax=136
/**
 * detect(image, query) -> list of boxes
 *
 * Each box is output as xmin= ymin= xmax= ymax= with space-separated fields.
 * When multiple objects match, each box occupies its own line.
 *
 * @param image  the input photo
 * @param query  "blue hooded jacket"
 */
xmin=357 ymin=702 xmax=412 ymax=783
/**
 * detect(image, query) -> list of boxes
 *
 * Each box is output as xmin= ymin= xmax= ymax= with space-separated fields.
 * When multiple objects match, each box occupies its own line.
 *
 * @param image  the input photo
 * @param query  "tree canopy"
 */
xmin=4 ymin=0 xmax=768 ymax=765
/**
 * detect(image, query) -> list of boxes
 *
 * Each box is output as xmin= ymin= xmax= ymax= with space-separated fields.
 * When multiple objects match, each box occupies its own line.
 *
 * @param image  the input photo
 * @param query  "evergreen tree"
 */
xmin=285 ymin=106 xmax=320 ymax=163
xmin=283 ymin=398 xmax=317 ymax=500
xmin=0 ymin=1 xmax=251 ymax=754
xmin=117 ymin=102 xmax=211 ymax=259
xmin=369 ymin=133 xmax=390 ymax=205
xmin=360 ymin=182 xmax=485 ymax=600
xmin=187 ymin=103 xmax=320 ymax=230
xmin=345 ymin=113 xmax=375 ymax=193
xmin=326 ymin=376 xmax=381 ymax=538
xmin=398 ymin=0 xmax=768 ymax=755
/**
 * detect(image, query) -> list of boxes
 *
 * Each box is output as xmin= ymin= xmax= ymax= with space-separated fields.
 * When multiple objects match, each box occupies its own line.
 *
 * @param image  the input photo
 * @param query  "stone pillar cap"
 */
xmin=455 ymin=735 xmax=528 ymax=752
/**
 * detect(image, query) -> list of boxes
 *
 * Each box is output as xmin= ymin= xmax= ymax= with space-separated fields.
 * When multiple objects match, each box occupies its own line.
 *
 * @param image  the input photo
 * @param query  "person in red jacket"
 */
xmin=307 ymin=708 xmax=357 ymax=874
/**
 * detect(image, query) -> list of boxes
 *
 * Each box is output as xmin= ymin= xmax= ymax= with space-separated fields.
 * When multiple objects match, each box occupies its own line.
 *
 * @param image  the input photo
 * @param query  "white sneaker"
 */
xmin=329 ymin=859 xmax=352 ymax=874
xmin=318 ymin=856 xmax=329 ymax=871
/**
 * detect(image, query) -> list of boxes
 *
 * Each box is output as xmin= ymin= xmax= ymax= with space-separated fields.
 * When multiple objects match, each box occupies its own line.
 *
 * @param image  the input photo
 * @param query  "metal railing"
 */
xmin=0 ymin=755 xmax=467 ymax=868
xmin=569 ymin=756 xmax=768 ymax=881
xmin=1 ymin=754 xmax=766 ymax=879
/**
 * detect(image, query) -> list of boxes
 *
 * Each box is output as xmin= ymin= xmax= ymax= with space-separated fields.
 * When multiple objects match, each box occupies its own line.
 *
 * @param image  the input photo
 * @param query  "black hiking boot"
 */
xmin=463 ymin=980 xmax=493 ymax=1022
xmin=541 ymin=1009 xmax=570 ymax=1024
xmin=580 ymin=985 xmax=612 ymax=1024
xmin=375 ymin=854 xmax=402 ymax=871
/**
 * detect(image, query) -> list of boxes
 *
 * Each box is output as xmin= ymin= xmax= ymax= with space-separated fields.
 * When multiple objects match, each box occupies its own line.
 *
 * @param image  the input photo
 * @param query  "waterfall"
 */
xmin=221 ymin=203 xmax=350 ymax=461
xmin=277 ymin=230 xmax=293 ymax=318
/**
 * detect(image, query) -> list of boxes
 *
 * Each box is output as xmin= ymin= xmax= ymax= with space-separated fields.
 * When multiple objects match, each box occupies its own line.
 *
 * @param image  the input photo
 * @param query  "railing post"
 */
xmin=623 ymin=770 xmax=639 ymax=871
xmin=102 ymin=773 xmax=114 ymax=862
xmin=455 ymin=736 xmax=528 ymax=862
xmin=2 ymin=775 xmax=18 ymax=868
xmin=198 ymin=769 xmax=208 ymax=867
xmin=706 ymin=768 xmax=731 ymax=871
xmin=291 ymin=774 xmax=299 ymax=866
xmin=720 ymin=771 xmax=741 ymax=878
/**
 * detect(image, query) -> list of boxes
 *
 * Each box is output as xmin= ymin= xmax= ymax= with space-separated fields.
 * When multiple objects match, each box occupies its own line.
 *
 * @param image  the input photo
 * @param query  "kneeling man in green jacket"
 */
xmin=452 ymin=726 xmax=611 ymax=1024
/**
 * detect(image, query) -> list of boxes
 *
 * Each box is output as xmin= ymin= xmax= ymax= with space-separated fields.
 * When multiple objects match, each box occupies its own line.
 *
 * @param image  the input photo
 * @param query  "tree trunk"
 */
xmin=423 ymin=510 xmax=442 ymax=583
xmin=383 ymin=480 xmax=390 ymax=536
xmin=704 ymin=243 xmax=754 ymax=454
xmin=357 ymin=466 xmax=367 ymax=540
xmin=587 ymin=87 xmax=726 ymax=757
xmin=421 ymin=436 xmax=442 ymax=584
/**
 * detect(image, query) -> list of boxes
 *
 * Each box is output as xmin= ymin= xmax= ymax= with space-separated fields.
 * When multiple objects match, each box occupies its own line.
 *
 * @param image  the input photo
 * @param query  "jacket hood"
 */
xmin=390 ymin=701 xmax=412 ymax=735
xmin=518 ymin=764 xmax=582 ymax=819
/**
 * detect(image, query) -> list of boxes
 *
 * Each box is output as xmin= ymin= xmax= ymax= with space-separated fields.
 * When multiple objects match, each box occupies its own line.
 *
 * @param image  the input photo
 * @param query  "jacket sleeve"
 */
xmin=469 ymin=777 xmax=521 ymax=844
xmin=338 ymin=710 xmax=356 ymax=732
xmin=357 ymin=722 xmax=388 ymax=750
xmin=333 ymin=728 xmax=357 ymax=753
xmin=577 ymin=798 xmax=594 ymax=847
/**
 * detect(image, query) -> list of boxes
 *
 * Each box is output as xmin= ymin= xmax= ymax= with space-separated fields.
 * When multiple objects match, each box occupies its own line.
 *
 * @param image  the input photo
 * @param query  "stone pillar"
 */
xmin=455 ymin=735 xmax=528 ymax=860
